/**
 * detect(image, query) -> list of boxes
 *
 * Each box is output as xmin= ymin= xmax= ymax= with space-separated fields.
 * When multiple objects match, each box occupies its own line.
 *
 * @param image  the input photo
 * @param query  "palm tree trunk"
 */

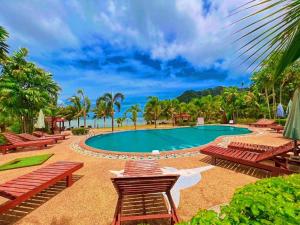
xmin=272 ymin=85 xmax=276 ymax=119
xmin=111 ymin=113 xmax=114 ymax=132
xmin=134 ymin=121 xmax=137 ymax=130
xmin=68 ymin=120 xmax=71 ymax=127
xmin=83 ymin=111 xmax=86 ymax=128
xmin=77 ymin=118 xmax=80 ymax=127
xmin=103 ymin=117 xmax=106 ymax=128
xmin=265 ymin=88 xmax=271 ymax=119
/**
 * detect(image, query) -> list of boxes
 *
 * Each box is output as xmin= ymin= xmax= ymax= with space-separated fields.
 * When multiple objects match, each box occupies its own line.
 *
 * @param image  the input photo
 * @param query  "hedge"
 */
xmin=71 ymin=127 xmax=89 ymax=135
xmin=177 ymin=174 xmax=300 ymax=225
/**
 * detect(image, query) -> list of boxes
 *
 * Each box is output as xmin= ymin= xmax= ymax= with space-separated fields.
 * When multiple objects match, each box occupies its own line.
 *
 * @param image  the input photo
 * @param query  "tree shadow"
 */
xmin=200 ymin=156 xmax=270 ymax=179
xmin=0 ymin=175 xmax=83 ymax=225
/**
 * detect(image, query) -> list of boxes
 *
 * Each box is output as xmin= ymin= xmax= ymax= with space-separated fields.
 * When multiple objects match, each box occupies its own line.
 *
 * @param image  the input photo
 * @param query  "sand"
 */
xmin=0 ymin=126 xmax=290 ymax=225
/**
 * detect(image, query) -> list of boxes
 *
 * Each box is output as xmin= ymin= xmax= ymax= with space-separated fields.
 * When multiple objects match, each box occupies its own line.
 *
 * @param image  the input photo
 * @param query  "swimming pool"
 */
xmin=85 ymin=125 xmax=251 ymax=153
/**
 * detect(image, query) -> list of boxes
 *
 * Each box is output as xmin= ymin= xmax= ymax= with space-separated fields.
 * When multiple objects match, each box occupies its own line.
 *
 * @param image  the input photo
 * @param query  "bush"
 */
xmin=9 ymin=121 xmax=22 ymax=133
xmin=236 ymin=118 xmax=257 ymax=125
xmin=0 ymin=134 xmax=6 ymax=145
xmin=177 ymin=174 xmax=300 ymax=225
xmin=71 ymin=128 xmax=88 ymax=135
xmin=276 ymin=118 xmax=287 ymax=126
xmin=177 ymin=121 xmax=197 ymax=126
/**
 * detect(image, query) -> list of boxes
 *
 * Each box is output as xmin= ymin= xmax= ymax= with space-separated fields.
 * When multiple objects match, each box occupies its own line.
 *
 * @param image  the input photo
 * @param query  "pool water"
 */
xmin=85 ymin=125 xmax=251 ymax=153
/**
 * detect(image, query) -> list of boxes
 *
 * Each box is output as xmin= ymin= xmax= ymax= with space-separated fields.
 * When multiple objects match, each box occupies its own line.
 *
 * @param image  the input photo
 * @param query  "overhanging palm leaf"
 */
xmin=0 ymin=26 xmax=9 ymax=61
xmin=234 ymin=0 xmax=300 ymax=75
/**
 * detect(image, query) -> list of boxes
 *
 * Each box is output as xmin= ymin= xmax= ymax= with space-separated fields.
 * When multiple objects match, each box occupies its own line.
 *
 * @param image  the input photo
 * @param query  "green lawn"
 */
xmin=0 ymin=153 xmax=54 ymax=171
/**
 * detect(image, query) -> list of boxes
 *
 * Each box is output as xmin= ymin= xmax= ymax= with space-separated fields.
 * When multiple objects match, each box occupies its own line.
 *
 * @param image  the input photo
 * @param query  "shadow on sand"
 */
xmin=0 ymin=175 xmax=83 ymax=225
xmin=200 ymin=156 xmax=270 ymax=179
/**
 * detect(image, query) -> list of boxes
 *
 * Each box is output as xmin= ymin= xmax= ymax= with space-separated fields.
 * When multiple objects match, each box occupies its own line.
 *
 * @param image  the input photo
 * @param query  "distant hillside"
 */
xmin=177 ymin=86 xmax=248 ymax=102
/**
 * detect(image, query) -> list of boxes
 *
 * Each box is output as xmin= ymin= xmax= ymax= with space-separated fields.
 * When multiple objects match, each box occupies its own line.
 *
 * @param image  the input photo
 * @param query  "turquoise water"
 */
xmin=85 ymin=125 xmax=251 ymax=153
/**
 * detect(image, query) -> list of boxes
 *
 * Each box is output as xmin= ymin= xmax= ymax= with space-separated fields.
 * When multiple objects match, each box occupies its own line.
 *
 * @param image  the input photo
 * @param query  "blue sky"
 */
xmin=0 ymin=0 xmax=251 ymax=102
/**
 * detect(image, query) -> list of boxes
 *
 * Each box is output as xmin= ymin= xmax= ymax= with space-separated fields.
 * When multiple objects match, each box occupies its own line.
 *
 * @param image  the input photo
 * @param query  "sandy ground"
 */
xmin=0 ymin=125 xmax=291 ymax=225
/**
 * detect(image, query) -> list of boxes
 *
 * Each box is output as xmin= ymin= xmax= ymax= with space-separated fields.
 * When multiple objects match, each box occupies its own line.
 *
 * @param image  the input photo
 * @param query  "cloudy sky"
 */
xmin=0 ymin=0 xmax=251 ymax=102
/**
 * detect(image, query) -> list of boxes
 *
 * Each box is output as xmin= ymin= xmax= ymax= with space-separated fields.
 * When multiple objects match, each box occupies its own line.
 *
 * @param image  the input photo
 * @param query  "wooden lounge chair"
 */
xmin=269 ymin=125 xmax=284 ymax=133
xmin=0 ymin=161 xmax=83 ymax=214
xmin=111 ymin=160 xmax=179 ymax=225
xmin=227 ymin=142 xmax=288 ymax=153
xmin=200 ymin=143 xmax=294 ymax=176
xmin=18 ymin=133 xmax=57 ymax=144
xmin=249 ymin=119 xmax=276 ymax=128
xmin=33 ymin=131 xmax=68 ymax=140
xmin=0 ymin=144 xmax=16 ymax=155
xmin=3 ymin=132 xmax=54 ymax=151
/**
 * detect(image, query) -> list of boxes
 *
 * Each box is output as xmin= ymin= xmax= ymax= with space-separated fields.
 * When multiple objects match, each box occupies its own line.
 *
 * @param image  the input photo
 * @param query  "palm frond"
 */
xmin=234 ymin=0 xmax=300 ymax=75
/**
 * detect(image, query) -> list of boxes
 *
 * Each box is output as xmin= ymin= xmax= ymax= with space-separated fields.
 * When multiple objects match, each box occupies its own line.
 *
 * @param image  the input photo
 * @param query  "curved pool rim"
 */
xmin=80 ymin=125 xmax=254 ymax=156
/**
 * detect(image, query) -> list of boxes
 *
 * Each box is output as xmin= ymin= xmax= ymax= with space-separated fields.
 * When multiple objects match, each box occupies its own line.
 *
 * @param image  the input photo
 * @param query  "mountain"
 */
xmin=177 ymin=86 xmax=225 ymax=102
xmin=177 ymin=86 xmax=249 ymax=102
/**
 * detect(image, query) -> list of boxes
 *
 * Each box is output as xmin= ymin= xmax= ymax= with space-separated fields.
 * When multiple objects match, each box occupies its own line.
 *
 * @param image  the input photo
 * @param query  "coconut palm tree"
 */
xmin=93 ymin=98 xmax=108 ymax=128
xmin=144 ymin=96 xmax=162 ymax=128
xmin=69 ymin=95 xmax=82 ymax=127
xmin=101 ymin=92 xmax=124 ymax=132
xmin=116 ymin=116 xmax=126 ymax=127
xmin=163 ymin=99 xmax=179 ymax=126
xmin=0 ymin=26 xmax=9 ymax=62
xmin=126 ymin=104 xmax=141 ymax=130
xmin=77 ymin=89 xmax=91 ymax=128
xmin=235 ymin=0 xmax=300 ymax=76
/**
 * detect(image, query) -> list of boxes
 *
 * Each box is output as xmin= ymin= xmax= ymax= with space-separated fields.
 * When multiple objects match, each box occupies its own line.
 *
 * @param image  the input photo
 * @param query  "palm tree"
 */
xmin=77 ymin=89 xmax=91 ymax=128
xmin=126 ymin=104 xmax=141 ymax=130
xmin=0 ymin=26 xmax=9 ymax=62
xmin=144 ymin=96 xmax=162 ymax=128
xmin=93 ymin=98 xmax=108 ymax=128
xmin=101 ymin=92 xmax=124 ymax=132
xmin=163 ymin=99 xmax=179 ymax=126
xmin=235 ymin=0 xmax=300 ymax=76
xmin=116 ymin=116 xmax=126 ymax=127
xmin=69 ymin=95 xmax=82 ymax=127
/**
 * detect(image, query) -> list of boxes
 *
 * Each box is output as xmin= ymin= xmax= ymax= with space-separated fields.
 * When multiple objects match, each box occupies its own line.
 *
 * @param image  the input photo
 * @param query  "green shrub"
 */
xmin=0 ymin=134 xmax=6 ymax=145
xmin=236 ymin=118 xmax=257 ymax=125
xmin=9 ymin=121 xmax=22 ymax=133
xmin=276 ymin=118 xmax=287 ymax=126
xmin=177 ymin=121 xmax=197 ymax=126
xmin=177 ymin=174 xmax=300 ymax=225
xmin=71 ymin=127 xmax=88 ymax=135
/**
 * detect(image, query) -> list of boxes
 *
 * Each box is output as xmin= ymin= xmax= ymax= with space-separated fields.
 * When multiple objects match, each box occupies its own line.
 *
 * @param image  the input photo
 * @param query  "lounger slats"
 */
xmin=0 ymin=161 xmax=83 ymax=214
xmin=112 ymin=160 xmax=179 ymax=225
xmin=200 ymin=145 xmax=293 ymax=175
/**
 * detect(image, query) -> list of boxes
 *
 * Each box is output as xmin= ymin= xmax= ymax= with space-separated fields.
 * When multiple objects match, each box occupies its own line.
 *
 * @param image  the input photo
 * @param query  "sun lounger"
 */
xmin=18 ymin=133 xmax=57 ymax=143
xmin=269 ymin=125 xmax=284 ymax=133
xmin=0 ymin=161 xmax=83 ymax=213
xmin=249 ymin=119 xmax=276 ymax=128
xmin=33 ymin=131 xmax=68 ymax=140
xmin=200 ymin=143 xmax=293 ymax=176
xmin=0 ymin=144 xmax=16 ymax=155
xmin=227 ymin=142 xmax=293 ymax=153
xmin=111 ymin=160 xmax=180 ymax=225
xmin=3 ymin=132 xmax=54 ymax=151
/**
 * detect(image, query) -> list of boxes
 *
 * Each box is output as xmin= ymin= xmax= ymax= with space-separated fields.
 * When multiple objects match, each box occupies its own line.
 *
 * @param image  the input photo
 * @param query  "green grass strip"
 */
xmin=0 ymin=153 xmax=54 ymax=171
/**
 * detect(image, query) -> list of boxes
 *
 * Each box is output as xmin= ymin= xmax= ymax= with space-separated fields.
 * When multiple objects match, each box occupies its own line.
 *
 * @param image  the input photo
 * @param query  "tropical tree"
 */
xmin=116 ymin=116 xmax=126 ymax=128
xmin=58 ymin=105 xmax=75 ymax=128
xmin=0 ymin=26 xmax=9 ymax=62
xmin=0 ymin=48 xmax=60 ymax=133
xmin=162 ymin=99 xmax=180 ymax=126
xmin=126 ymin=104 xmax=141 ymax=130
xmin=144 ymin=96 xmax=162 ymax=128
xmin=93 ymin=98 xmax=108 ymax=128
xmin=101 ymin=92 xmax=124 ymax=132
xmin=69 ymin=89 xmax=90 ymax=128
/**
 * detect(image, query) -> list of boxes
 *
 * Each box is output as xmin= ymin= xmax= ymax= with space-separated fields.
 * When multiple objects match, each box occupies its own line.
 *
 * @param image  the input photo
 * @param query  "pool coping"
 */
xmin=72 ymin=125 xmax=261 ymax=160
